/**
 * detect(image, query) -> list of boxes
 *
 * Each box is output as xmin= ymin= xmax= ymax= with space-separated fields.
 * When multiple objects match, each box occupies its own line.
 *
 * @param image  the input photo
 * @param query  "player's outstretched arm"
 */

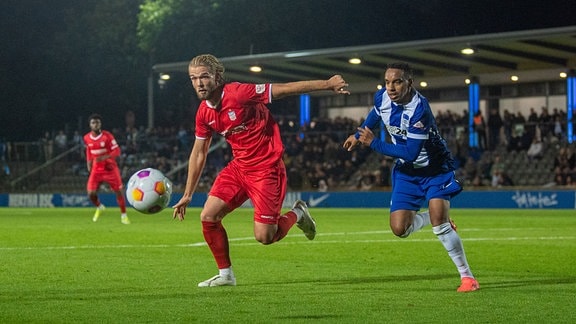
xmin=271 ymin=75 xmax=349 ymax=99
xmin=172 ymin=137 xmax=211 ymax=221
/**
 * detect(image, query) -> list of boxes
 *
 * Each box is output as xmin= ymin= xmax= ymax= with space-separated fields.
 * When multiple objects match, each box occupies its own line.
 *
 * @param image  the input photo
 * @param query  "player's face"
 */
xmin=89 ymin=119 xmax=102 ymax=133
xmin=384 ymin=68 xmax=413 ymax=104
xmin=189 ymin=65 xmax=218 ymax=101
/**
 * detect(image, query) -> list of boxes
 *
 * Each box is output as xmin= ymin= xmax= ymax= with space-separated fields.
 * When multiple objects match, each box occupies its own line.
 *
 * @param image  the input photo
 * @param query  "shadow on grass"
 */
xmin=255 ymin=273 xmax=456 ymax=287
xmin=477 ymin=276 xmax=576 ymax=289
xmin=255 ymin=274 xmax=576 ymax=291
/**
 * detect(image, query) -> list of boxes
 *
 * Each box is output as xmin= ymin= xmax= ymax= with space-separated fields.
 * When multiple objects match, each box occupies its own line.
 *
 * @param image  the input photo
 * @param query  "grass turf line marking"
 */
xmin=1 ymin=234 xmax=575 ymax=251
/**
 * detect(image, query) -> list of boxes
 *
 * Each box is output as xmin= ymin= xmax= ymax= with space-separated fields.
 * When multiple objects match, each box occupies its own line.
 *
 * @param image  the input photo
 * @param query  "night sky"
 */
xmin=1 ymin=0 xmax=574 ymax=141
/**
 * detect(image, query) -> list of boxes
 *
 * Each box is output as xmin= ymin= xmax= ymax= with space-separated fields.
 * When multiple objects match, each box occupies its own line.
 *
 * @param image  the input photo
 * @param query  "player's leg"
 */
xmin=389 ymin=170 xmax=427 ymax=237
xmin=292 ymin=199 xmax=316 ymax=240
xmin=429 ymin=199 xmax=478 ymax=292
xmin=197 ymin=195 xmax=236 ymax=287
xmin=426 ymin=172 xmax=477 ymax=291
xmin=114 ymin=189 xmax=129 ymax=224
xmin=87 ymin=172 xmax=105 ymax=221
xmin=198 ymin=164 xmax=244 ymax=287
xmin=248 ymin=161 xmax=314 ymax=243
xmin=107 ymin=170 xmax=129 ymax=224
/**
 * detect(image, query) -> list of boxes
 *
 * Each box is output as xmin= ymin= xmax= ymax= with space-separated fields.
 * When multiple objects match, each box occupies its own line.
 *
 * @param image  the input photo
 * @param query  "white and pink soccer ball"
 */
xmin=126 ymin=168 xmax=172 ymax=214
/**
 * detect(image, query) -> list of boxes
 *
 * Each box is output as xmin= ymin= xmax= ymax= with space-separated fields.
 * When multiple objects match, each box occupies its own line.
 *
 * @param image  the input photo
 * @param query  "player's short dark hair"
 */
xmin=386 ymin=62 xmax=414 ymax=80
xmin=88 ymin=114 xmax=102 ymax=122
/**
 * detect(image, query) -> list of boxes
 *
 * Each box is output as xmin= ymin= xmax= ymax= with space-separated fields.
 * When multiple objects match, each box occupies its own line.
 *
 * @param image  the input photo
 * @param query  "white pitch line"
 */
xmin=1 ymin=231 xmax=574 ymax=251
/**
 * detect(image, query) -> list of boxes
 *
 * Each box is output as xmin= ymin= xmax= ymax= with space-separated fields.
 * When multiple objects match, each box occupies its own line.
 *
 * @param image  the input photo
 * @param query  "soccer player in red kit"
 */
xmin=83 ymin=114 xmax=130 ymax=225
xmin=172 ymin=54 xmax=349 ymax=287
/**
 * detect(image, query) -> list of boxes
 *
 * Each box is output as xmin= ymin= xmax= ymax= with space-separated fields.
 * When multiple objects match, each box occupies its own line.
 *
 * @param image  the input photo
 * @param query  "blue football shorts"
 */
xmin=390 ymin=169 xmax=462 ymax=212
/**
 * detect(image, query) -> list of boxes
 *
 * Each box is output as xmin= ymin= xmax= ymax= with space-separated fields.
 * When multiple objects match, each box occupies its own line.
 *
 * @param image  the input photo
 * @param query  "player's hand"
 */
xmin=328 ymin=75 xmax=350 ymax=94
xmin=357 ymin=126 xmax=375 ymax=146
xmin=172 ymin=197 xmax=191 ymax=221
xmin=95 ymin=155 xmax=109 ymax=162
xmin=343 ymin=134 xmax=359 ymax=151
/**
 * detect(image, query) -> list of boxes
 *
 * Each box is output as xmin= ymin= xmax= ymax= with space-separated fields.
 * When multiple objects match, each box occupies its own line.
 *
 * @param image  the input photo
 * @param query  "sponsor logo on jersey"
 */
xmin=220 ymin=124 xmax=247 ymax=137
xmin=255 ymin=84 xmax=266 ymax=94
xmin=386 ymin=125 xmax=407 ymax=137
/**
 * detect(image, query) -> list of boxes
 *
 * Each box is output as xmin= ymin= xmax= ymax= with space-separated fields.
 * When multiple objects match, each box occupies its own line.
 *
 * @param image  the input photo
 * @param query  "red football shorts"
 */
xmin=87 ymin=168 xmax=124 ymax=192
xmin=209 ymin=160 xmax=287 ymax=225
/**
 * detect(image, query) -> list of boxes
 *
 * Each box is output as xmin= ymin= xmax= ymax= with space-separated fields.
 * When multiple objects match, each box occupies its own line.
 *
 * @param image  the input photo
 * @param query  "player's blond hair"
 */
xmin=189 ymin=54 xmax=225 ymax=85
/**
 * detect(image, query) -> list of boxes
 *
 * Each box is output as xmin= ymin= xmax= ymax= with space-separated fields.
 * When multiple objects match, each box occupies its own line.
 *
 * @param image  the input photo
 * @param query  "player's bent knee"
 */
xmin=398 ymin=231 xmax=410 ymax=238
xmin=391 ymin=225 xmax=409 ymax=238
xmin=255 ymin=235 xmax=274 ymax=245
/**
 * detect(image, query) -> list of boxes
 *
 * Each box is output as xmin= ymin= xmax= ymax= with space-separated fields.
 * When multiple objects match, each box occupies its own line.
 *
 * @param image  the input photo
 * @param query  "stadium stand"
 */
xmin=2 ymin=107 xmax=575 ymax=193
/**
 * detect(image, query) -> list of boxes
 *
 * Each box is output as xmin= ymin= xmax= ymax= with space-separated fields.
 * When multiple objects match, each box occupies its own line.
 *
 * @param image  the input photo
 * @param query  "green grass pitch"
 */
xmin=1 ymin=207 xmax=575 ymax=323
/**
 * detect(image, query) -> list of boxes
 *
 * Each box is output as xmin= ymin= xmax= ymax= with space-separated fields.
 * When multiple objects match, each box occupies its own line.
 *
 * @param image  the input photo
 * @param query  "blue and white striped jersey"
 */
xmin=359 ymin=88 xmax=456 ymax=177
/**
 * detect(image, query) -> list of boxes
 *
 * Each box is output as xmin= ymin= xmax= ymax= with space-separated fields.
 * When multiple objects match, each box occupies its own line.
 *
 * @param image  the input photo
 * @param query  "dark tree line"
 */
xmin=1 ymin=0 xmax=572 ymax=141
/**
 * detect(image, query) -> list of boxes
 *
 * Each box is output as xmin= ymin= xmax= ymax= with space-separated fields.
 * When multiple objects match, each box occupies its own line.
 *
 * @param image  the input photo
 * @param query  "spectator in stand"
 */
xmin=0 ymin=137 xmax=9 ymax=177
xmin=71 ymin=130 xmax=84 ymax=160
xmin=487 ymin=108 xmax=503 ymax=151
xmin=497 ymin=171 xmax=514 ymax=186
xmin=552 ymin=147 xmax=576 ymax=186
xmin=378 ymin=158 xmax=392 ymax=187
xmin=177 ymin=125 xmax=192 ymax=154
xmin=489 ymin=154 xmax=505 ymax=187
xmin=40 ymin=131 xmax=54 ymax=162
xmin=538 ymin=106 xmax=553 ymax=138
xmin=462 ymin=156 xmax=478 ymax=185
xmin=526 ymin=136 xmax=543 ymax=161
xmin=524 ymin=107 xmax=539 ymax=139
xmin=554 ymin=172 xmax=565 ymax=186
xmin=54 ymin=130 xmax=68 ymax=155
xmin=566 ymin=147 xmax=576 ymax=170
xmin=502 ymin=109 xmax=514 ymax=145
xmin=527 ymin=107 xmax=539 ymax=123
xmin=553 ymin=116 xmax=564 ymax=141
xmin=473 ymin=110 xmax=487 ymax=150
xmin=514 ymin=111 xmax=527 ymax=126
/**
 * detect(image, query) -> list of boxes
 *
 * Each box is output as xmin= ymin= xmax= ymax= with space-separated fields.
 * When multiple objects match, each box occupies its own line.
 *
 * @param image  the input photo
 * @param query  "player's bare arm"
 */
xmin=271 ymin=75 xmax=349 ymax=99
xmin=172 ymin=137 xmax=212 ymax=221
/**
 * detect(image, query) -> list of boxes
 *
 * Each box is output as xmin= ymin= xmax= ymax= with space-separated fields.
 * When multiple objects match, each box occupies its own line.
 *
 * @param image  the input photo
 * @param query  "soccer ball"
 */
xmin=126 ymin=168 xmax=173 ymax=214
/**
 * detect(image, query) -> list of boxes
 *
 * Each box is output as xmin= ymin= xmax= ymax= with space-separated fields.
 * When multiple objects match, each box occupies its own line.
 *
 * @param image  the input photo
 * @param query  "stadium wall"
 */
xmin=1 ymin=190 xmax=575 ymax=209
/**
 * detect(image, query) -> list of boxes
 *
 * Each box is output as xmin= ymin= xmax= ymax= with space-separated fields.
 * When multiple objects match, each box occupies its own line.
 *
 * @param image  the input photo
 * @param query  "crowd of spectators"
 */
xmin=553 ymin=146 xmax=576 ymax=186
xmin=2 ymin=105 xmax=575 ymax=192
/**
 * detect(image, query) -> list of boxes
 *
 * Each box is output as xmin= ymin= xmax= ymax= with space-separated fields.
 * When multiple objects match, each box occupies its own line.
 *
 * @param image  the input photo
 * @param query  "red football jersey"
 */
xmin=195 ymin=82 xmax=284 ymax=169
xmin=83 ymin=130 xmax=120 ymax=172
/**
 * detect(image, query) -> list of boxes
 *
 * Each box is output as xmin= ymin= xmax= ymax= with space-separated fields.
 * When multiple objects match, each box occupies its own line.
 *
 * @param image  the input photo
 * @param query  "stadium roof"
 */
xmin=152 ymin=25 xmax=576 ymax=93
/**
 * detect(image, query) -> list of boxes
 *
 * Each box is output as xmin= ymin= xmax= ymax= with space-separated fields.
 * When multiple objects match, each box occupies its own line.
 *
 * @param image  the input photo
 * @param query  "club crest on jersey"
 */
xmin=255 ymin=84 xmax=265 ymax=94
xmin=227 ymin=110 xmax=237 ymax=121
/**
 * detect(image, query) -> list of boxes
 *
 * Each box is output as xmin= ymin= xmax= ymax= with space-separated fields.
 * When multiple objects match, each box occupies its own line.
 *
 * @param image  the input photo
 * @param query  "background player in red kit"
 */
xmin=83 ymin=114 xmax=130 ymax=225
xmin=172 ymin=54 xmax=349 ymax=287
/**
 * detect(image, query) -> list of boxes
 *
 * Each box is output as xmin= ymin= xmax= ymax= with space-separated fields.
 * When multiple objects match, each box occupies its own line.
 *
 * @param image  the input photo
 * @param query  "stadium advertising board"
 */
xmin=0 ymin=190 xmax=575 ymax=209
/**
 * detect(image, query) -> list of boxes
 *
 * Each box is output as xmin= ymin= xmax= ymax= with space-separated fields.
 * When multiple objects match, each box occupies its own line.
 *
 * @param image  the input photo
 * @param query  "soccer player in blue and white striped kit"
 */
xmin=343 ymin=62 xmax=479 ymax=292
